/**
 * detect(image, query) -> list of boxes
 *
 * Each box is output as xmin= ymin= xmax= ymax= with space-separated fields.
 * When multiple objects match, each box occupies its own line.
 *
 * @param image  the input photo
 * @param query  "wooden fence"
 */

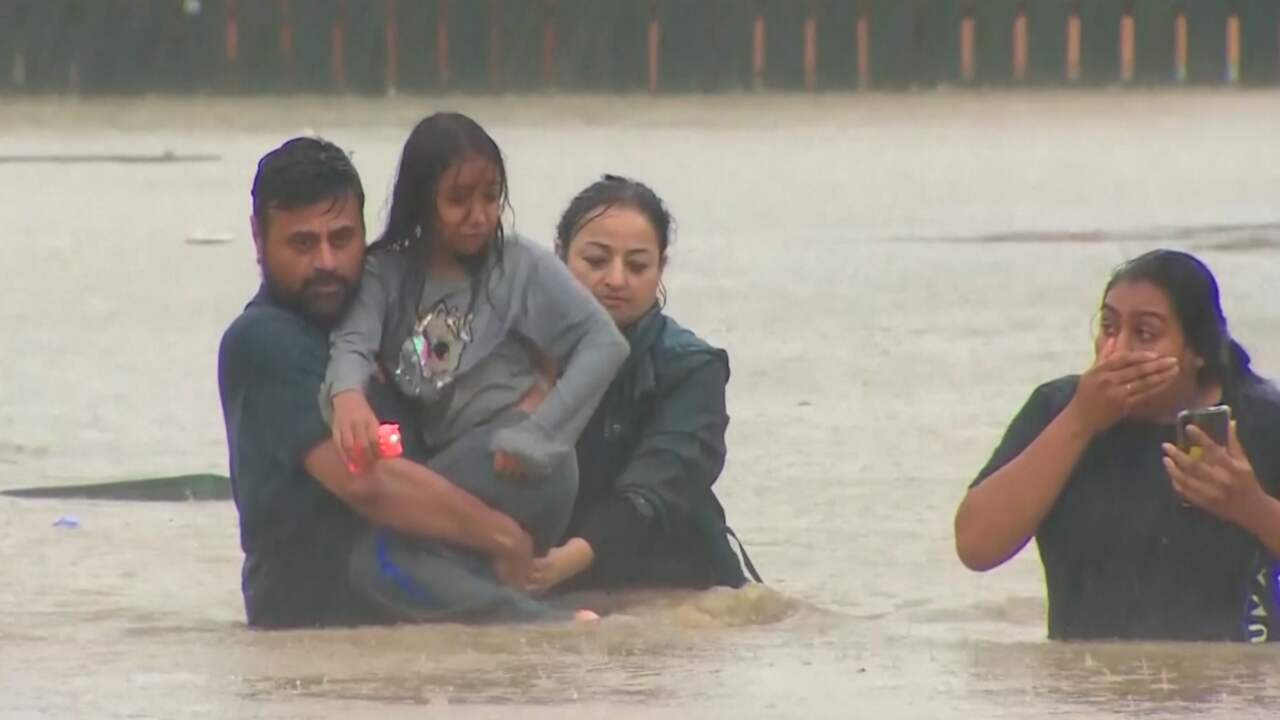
xmin=1 ymin=1 xmax=1277 ymax=94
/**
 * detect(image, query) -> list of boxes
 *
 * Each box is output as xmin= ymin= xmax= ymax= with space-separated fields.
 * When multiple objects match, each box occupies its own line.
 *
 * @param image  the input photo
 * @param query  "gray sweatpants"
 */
xmin=425 ymin=410 xmax=578 ymax=555
xmin=348 ymin=411 xmax=578 ymax=623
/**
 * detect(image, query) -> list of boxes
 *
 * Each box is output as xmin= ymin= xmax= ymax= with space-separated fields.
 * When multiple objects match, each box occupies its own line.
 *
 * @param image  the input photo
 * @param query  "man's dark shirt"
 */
xmin=218 ymin=287 xmax=371 ymax=628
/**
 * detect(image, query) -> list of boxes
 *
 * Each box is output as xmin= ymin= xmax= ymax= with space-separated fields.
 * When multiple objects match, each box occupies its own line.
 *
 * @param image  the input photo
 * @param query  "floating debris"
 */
xmin=185 ymin=233 xmax=235 ymax=246
xmin=6 ymin=474 xmax=232 ymax=502
xmin=0 ymin=151 xmax=219 ymax=165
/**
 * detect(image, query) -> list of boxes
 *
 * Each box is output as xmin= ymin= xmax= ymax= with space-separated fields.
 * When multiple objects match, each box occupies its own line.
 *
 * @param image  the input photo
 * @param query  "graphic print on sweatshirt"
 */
xmin=393 ymin=299 xmax=474 ymax=398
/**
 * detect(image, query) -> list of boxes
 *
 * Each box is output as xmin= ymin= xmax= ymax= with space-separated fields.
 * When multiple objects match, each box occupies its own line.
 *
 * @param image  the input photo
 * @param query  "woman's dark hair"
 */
xmin=1104 ymin=249 xmax=1257 ymax=389
xmin=555 ymin=174 xmax=673 ymax=260
xmin=371 ymin=112 xmax=508 ymax=305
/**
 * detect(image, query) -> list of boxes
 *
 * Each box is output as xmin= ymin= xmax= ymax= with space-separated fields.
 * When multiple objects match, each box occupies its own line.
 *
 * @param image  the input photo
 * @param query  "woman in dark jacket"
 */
xmin=527 ymin=175 xmax=758 ymax=593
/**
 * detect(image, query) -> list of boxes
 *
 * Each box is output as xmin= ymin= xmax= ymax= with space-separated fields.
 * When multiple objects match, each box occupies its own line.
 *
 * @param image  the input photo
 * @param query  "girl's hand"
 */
xmin=332 ymin=390 xmax=381 ymax=472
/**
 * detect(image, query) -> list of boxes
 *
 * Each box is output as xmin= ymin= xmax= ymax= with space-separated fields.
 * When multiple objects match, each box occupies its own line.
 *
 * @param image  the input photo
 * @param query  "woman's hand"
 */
xmin=1163 ymin=421 xmax=1270 ymax=531
xmin=332 ymin=390 xmax=381 ymax=472
xmin=527 ymin=538 xmax=595 ymax=594
xmin=1068 ymin=337 xmax=1179 ymax=435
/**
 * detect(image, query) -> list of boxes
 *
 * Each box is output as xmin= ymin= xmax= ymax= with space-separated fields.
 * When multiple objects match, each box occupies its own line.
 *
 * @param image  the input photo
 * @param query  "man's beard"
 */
xmin=265 ymin=269 xmax=356 ymax=327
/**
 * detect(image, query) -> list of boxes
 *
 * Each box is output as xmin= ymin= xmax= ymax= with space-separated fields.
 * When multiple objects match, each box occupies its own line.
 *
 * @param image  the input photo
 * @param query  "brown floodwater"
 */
xmin=2 ymin=90 xmax=1280 ymax=718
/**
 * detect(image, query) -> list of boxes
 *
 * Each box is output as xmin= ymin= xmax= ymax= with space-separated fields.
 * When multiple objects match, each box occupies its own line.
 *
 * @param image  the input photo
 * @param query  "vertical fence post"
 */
xmin=1013 ymin=2 xmax=1029 ymax=83
xmin=541 ymin=0 xmax=557 ymax=89
xmin=1174 ymin=4 xmax=1188 ymax=82
xmin=1066 ymin=3 xmax=1082 ymax=83
xmin=332 ymin=0 xmax=347 ymax=92
xmin=856 ymin=1 xmax=870 ymax=89
xmin=67 ymin=4 xmax=81 ymax=95
xmin=226 ymin=1 xmax=239 ymax=71
xmin=436 ymin=0 xmax=450 ymax=89
xmin=1120 ymin=3 xmax=1135 ymax=83
xmin=9 ymin=6 xmax=24 ymax=89
xmin=279 ymin=0 xmax=295 ymax=90
xmin=803 ymin=3 xmax=817 ymax=91
xmin=1225 ymin=9 xmax=1240 ymax=84
xmin=488 ymin=0 xmax=502 ymax=92
xmin=960 ymin=3 xmax=976 ymax=84
xmin=225 ymin=0 xmax=239 ymax=91
xmin=752 ymin=2 xmax=766 ymax=90
xmin=647 ymin=0 xmax=660 ymax=92
xmin=384 ymin=0 xmax=398 ymax=94
xmin=798 ymin=3 xmax=819 ymax=90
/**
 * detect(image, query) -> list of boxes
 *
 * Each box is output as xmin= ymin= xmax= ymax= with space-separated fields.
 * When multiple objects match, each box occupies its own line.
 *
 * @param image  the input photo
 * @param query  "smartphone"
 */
xmin=1176 ymin=405 xmax=1232 ymax=454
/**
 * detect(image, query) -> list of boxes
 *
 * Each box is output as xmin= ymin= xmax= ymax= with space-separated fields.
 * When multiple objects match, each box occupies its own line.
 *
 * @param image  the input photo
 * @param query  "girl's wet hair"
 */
xmin=1104 ymin=249 xmax=1257 ymax=389
xmin=372 ymin=112 xmax=508 ymax=304
xmin=555 ymin=174 xmax=673 ymax=260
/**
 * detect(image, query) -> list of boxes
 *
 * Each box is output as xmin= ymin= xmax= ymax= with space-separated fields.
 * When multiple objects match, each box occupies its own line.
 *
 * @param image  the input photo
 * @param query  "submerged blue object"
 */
xmin=374 ymin=529 xmax=443 ymax=609
xmin=1274 ymin=563 xmax=1280 ymax=607
xmin=52 ymin=516 xmax=80 ymax=529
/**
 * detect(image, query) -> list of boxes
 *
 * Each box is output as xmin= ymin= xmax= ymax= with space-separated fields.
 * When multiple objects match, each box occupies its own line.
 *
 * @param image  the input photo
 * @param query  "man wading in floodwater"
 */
xmin=218 ymin=138 xmax=535 ymax=628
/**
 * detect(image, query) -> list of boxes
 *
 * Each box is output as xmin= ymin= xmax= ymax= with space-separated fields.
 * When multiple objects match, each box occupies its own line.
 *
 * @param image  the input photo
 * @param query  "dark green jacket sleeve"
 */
xmin=578 ymin=354 xmax=729 ymax=584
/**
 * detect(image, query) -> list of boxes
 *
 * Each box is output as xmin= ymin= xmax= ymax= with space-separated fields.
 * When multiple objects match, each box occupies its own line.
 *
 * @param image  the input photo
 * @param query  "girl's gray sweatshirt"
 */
xmin=324 ymin=235 xmax=628 ymax=478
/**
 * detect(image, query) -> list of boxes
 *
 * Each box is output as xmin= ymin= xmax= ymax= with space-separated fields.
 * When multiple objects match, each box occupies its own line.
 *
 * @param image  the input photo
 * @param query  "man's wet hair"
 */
xmin=251 ymin=137 xmax=365 ymax=234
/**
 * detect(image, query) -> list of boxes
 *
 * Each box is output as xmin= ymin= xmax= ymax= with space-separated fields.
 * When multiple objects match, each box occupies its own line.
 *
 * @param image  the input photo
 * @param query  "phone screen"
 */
xmin=1176 ymin=405 xmax=1231 ymax=453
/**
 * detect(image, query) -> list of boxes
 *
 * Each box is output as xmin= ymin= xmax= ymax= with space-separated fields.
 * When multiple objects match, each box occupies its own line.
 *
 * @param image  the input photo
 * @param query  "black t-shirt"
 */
xmin=974 ymin=375 xmax=1280 ymax=641
xmin=217 ymin=288 xmax=370 ymax=628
